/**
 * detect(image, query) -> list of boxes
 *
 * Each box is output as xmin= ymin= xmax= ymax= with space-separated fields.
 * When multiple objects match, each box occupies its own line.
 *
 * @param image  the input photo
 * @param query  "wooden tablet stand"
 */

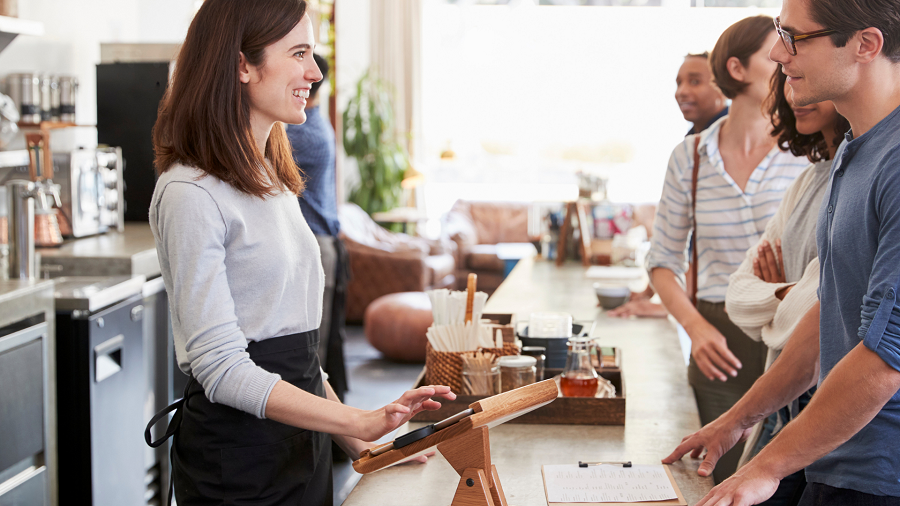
xmin=354 ymin=379 xmax=559 ymax=506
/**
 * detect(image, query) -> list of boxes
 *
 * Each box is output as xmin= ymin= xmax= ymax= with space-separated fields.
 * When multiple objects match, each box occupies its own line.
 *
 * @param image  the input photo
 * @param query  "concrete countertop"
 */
xmin=37 ymin=223 xmax=160 ymax=279
xmin=0 ymin=279 xmax=56 ymax=327
xmin=343 ymin=257 xmax=714 ymax=506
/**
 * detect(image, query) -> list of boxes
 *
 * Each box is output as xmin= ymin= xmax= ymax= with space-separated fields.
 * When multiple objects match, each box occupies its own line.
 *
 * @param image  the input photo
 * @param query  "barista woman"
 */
xmin=646 ymin=15 xmax=808 ymax=483
xmin=146 ymin=1 xmax=453 ymax=504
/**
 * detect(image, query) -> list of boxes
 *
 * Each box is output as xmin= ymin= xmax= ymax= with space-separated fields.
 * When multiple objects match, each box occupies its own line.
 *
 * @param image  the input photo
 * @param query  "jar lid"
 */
xmin=521 ymin=346 xmax=547 ymax=353
xmin=497 ymin=355 xmax=537 ymax=368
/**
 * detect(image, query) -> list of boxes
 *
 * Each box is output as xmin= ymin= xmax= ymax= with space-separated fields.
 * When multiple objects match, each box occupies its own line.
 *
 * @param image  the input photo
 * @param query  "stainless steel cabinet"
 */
xmin=0 ymin=317 xmax=52 ymax=506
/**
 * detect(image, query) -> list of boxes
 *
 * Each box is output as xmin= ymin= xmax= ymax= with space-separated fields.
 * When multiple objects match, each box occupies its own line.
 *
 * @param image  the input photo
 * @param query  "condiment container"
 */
xmin=498 ymin=355 xmax=537 ymax=393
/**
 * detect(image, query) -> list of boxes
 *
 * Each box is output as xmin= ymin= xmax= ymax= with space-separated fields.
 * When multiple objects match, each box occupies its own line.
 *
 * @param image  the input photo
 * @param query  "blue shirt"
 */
xmin=286 ymin=106 xmax=339 ymax=237
xmin=810 ymin=103 xmax=900 ymax=496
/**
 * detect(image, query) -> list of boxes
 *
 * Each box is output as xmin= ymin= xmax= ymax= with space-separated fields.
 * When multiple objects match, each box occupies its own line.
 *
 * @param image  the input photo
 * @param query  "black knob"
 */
xmin=466 ymin=478 xmax=474 ymax=487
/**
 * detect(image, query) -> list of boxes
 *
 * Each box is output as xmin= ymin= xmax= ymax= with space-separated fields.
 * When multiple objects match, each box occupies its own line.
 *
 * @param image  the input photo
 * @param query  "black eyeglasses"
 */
xmin=774 ymin=16 xmax=837 ymax=56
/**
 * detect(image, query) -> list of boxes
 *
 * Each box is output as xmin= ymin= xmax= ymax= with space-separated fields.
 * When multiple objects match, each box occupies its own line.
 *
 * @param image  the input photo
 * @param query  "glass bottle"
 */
xmin=560 ymin=337 xmax=599 ymax=397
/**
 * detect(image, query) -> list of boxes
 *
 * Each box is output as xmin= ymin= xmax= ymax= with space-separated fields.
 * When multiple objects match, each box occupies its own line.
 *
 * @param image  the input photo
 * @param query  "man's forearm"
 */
xmin=749 ymin=343 xmax=900 ymax=480
xmin=724 ymin=302 xmax=821 ymax=429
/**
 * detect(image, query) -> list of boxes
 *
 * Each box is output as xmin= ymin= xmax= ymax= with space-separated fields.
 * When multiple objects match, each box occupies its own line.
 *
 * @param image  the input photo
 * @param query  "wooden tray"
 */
xmin=412 ymin=349 xmax=625 ymax=425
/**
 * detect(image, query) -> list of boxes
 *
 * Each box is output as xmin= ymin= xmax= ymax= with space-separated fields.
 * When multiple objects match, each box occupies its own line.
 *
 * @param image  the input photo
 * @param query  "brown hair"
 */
xmin=709 ymin=15 xmax=775 ymax=99
xmin=766 ymin=68 xmax=849 ymax=163
xmin=808 ymin=0 xmax=900 ymax=63
xmin=152 ymin=0 xmax=307 ymax=197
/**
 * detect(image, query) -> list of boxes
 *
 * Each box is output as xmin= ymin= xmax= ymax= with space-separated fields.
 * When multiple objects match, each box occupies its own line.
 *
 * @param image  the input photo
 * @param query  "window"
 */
xmin=420 ymin=3 xmax=780 ymax=214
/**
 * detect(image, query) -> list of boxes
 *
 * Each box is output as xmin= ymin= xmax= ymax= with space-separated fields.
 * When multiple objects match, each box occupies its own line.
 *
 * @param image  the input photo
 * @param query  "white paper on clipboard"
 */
xmin=542 ymin=464 xmax=678 ymax=503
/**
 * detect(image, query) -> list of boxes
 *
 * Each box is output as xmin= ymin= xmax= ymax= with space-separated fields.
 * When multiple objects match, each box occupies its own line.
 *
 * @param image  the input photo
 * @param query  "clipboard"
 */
xmin=541 ymin=464 xmax=688 ymax=506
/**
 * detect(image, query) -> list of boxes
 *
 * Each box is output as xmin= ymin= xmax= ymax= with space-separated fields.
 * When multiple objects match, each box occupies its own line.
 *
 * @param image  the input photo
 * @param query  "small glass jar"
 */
xmin=461 ymin=362 xmax=500 ymax=396
xmin=561 ymin=337 xmax=599 ymax=397
xmin=520 ymin=346 xmax=546 ymax=381
xmin=498 ymin=355 xmax=537 ymax=392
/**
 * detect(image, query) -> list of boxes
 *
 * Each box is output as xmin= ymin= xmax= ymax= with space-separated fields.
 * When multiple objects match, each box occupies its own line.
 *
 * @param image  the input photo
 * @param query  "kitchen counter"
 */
xmin=0 ymin=278 xmax=56 ymax=326
xmin=343 ymin=257 xmax=714 ymax=506
xmin=37 ymin=223 xmax=159 ymax=278
xmin=0 ymin=278 xmax=57 ymax=506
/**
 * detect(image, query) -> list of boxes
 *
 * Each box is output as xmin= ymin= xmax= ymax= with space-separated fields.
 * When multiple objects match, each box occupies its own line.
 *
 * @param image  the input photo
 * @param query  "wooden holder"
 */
xmin=353 ymin=379 xmax=559 ymax=506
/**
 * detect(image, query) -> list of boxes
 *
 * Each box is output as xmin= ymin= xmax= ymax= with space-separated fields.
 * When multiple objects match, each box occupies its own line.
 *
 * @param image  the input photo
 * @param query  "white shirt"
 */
xmin=647 ymin=117 xmax=809 ymax=302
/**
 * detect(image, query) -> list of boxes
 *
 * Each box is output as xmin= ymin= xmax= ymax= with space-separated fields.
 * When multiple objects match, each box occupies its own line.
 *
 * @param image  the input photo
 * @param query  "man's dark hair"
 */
xmin=809 ymin=0 xmax=900 ymax=63
xmin=766 ymin=68 xmax=850 ymax=162
xmin=709 ymin=15 xmax=775 ymax=99
xmin=685 ymin=51 xmax=710 ymax=59
xmin=310 ymin=53 xmax=330 ymax=99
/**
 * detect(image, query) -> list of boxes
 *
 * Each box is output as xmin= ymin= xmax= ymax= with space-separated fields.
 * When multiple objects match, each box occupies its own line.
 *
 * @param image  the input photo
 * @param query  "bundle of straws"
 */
xmin=425 ymin=274 xmax=502 ymax=352
xmin=428 ymin=289 xmax=487 ymax=326
xmin=460 ymin=350 xmax=498 ymax=396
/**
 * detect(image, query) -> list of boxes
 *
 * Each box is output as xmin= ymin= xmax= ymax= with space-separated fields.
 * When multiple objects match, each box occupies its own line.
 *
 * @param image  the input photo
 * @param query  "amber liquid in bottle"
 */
xmin=560 ymin=376 xmax=599 ymax=397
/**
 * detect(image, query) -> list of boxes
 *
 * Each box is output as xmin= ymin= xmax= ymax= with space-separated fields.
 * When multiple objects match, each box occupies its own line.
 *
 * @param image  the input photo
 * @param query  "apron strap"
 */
xmin=144 ymin=375 xmax=195 ymax=506
xmin=144 ymin=397 xmax=184 ymax=448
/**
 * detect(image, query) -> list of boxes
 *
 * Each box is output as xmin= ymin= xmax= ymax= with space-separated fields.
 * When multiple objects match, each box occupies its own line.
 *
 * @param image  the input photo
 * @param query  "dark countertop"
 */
xmin=37 ymin=224 xmax=159 ymax=279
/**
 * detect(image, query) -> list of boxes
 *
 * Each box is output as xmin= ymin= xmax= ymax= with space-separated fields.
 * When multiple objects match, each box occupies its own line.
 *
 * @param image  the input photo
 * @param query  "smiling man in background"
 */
xmin=678 ymin=52 xmax=729 ymax=135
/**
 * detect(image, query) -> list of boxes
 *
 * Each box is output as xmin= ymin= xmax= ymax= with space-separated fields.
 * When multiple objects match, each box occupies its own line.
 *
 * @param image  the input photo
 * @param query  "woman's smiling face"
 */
xmin=240 ymin=13 xmax=323 ymax=128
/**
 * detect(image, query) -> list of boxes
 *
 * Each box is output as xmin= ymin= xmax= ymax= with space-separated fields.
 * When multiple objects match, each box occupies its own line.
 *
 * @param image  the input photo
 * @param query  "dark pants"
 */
xmin=315 ymin=234 xmax=350 ymax=401
xmin=799 ymin=483 xmax=900 ymax=506
xmin=688 ymin=300 xmax=768 ymax=484
xmin=753 ymin=389 xmax=815 ymax=506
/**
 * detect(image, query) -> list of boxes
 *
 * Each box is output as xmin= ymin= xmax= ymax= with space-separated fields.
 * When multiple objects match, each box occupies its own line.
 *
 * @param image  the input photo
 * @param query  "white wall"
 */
xmin=334 ymin=0 xmax=371 ymax=196
xmin=0 ymin=0 xmax=196 ymax=125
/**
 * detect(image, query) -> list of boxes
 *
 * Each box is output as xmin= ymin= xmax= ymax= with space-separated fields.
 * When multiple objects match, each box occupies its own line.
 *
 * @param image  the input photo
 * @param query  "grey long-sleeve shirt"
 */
xmin=149 ymin=164 xmax=324 ymax=418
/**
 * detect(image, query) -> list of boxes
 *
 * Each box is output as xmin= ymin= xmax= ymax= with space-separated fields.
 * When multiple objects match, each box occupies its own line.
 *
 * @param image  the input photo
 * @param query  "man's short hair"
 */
xmin=709 ymin=15 xmax=775 ymax=99
xmin=809 ymin=0 xmax=900 ymax=63
xmin=685 ymin=51 xmax=710 ymax=59
xmin=311 ymin=53 xmax=330 ymax=100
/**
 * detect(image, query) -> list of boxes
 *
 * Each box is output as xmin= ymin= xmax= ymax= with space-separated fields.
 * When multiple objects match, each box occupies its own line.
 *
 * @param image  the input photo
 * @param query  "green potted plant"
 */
xmin=343 ymin=69 xmax=408 ymax=217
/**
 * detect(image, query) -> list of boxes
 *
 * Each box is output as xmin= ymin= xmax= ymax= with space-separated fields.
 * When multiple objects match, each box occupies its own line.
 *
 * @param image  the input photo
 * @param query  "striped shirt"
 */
xmin=647 ymin=117 xmax=808 ymax=302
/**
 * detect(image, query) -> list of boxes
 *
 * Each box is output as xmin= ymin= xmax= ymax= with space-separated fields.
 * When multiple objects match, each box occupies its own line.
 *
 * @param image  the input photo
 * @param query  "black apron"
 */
xmin=146 ymin=330 xmax=332 ymax=506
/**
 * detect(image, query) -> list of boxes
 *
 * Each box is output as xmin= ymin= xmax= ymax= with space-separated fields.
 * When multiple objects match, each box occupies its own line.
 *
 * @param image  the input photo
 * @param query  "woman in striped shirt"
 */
xmin=646 ymin=15 xmax=809 ymax=483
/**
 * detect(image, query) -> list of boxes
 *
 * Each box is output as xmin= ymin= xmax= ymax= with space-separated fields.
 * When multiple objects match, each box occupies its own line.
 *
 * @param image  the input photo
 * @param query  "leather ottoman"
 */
xmin=364 ymin=292 xmax=433 ymax=363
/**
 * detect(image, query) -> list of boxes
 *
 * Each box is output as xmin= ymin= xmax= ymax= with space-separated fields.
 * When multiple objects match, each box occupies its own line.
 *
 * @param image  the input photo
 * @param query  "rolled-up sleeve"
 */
xmin=647 ymin=143 xmax=692 ymax=280
xmin=858 ymin=162 xmax=900 ymax=373
xmin=155 ymin=182 xmax=281 ymax=418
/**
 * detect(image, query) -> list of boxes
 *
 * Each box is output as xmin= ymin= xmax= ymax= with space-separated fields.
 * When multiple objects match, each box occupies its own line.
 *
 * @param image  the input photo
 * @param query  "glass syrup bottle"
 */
xmin=560 ymin=337 xmax=599 ymax=397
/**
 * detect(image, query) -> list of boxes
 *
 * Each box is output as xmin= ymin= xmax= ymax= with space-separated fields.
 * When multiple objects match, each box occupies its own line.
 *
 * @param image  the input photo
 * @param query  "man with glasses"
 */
xmin=663 ymin=0 xmax=900 ymax=504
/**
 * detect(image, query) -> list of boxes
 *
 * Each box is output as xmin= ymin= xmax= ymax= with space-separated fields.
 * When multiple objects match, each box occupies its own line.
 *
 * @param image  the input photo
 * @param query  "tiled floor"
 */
xmin=332 ymin=325 xmax=424 ymax=505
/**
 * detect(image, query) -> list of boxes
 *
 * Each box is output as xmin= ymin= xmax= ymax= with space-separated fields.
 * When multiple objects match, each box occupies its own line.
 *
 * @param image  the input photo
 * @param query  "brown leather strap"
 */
xmin=690 ymin=136 xmax=701 ymax=307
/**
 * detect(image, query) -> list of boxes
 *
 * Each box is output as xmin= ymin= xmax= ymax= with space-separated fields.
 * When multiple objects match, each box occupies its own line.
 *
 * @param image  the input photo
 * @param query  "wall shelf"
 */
xmin=0 ymin=15 xmax=44 ymax=54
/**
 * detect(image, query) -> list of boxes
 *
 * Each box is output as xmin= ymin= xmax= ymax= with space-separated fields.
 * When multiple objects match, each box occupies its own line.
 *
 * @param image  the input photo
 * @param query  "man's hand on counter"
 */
xmin=693 ymin=461 xmax=780 ymax=506
xmin=662 ymin=412 xmax=753 ymax=477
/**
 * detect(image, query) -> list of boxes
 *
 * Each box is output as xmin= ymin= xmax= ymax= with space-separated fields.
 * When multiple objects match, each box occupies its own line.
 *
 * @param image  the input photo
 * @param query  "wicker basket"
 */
xmin=425 ymin=341 xmax=519 ymax=393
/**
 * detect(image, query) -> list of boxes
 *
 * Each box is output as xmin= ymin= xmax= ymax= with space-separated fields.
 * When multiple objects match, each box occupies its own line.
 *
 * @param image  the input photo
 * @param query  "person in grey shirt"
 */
xmin=145 ymin=2 xmax=451 ymax=504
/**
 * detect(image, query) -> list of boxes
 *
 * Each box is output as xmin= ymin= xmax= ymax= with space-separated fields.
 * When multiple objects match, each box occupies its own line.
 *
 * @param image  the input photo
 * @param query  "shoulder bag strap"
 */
xmin=691 ymin=135 xmax=701 ymax=307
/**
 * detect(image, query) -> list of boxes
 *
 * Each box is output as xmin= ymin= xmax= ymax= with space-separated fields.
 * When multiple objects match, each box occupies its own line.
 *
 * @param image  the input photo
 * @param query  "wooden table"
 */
xmin=343 ymin=257 xmax=713 ymax=505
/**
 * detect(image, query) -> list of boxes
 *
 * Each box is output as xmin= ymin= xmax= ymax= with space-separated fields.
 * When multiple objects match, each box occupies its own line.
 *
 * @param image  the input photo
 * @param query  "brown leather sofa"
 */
xmin=443 ymin=200 xmax=539 ymax=295
xmin=339 ymin=203 xmax=456 ymax=322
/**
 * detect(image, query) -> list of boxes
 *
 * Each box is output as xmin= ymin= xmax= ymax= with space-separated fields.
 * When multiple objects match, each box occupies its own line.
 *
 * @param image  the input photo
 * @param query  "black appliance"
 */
xmin=54 ymin=276 xmax=148 ymax=506
xmin=96 ymin=62 xmax=170 ymax=223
